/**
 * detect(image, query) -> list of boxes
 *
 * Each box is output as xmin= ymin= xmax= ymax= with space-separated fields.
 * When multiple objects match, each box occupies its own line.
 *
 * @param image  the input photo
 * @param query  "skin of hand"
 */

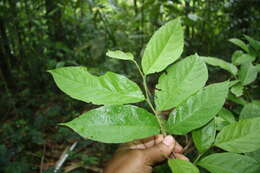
xmin=103 ymin=135 xmax=189 ymax=173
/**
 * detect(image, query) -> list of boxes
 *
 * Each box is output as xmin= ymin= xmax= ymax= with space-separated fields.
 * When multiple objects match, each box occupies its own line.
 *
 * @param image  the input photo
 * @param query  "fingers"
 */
xmin=143 ymin=135 xmax=176 ymax=164
xmin=174 ymin=153 xmax=190 ymax=161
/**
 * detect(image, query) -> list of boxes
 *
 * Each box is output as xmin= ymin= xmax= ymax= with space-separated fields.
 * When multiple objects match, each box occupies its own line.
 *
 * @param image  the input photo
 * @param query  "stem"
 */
xmin=132 ymin=60 xmax=166 ymax=135
xmin=193 ymin=151 xmax=206 ymax=164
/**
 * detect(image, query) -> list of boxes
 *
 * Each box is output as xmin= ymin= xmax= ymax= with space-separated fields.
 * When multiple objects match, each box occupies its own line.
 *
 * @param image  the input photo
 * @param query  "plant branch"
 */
xmin=193 ymin=151 xmax=206 ymax=164
xmin=132 ymin=60 xmax=166 ymax=135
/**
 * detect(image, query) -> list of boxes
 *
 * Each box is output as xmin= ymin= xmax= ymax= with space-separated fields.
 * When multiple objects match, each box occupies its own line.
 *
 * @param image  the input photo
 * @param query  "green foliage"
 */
xmin=240 ymin=101 xmax=260 ymax=120
xmin=168 ymin=159 xmax=199 ymax=173
xmin=166 ymin=82 xmax=229 ymax=135
xmin=215 ymin=117 xmax=260 ymax=153
xmin=155 ymin=54 xmax=208 ymax=111
xmin=198 ymin=153 xmax=260 ymax=173
xmin=49 ymin=66 xmax=144 ymax=105
xmin=215 ymin=108 xmax=236 ymax=131
xmin=141 ymin=18 xmax=184 ymax=75
xmin=62 ymin=105 xmax=160 ymax=143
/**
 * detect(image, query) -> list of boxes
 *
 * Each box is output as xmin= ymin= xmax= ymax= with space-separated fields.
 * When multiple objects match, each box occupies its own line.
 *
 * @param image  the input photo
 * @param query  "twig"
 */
xmin=40 ymin=143 xmax=46 ymax=173
xmin=54 ymin=141 xmax=78 ymax=173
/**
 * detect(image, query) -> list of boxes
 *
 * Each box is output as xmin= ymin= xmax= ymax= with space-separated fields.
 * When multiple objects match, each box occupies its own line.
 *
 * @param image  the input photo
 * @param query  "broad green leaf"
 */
xmin=168 ymin=159 xmax=199 ymax=173
xmin=141 ymin=18 xmax=184 ymax=75
xmin=229 ymin=38 xmax=249 ymax=53
xmin=62 ymin=105 xmax=160 ymax=143
xmin=229 ymin=80 xmax=239 ymax=87
xmin=215 ymin=108 xmax=236 ymax=131
xmin=201 ymin=56 xmax=238 ymax=75
xmin=155 ymin=55 xmax=208 ymax=111
xmin=230 ymin=83 xmax=243 ymax=97
xmin=198 ymin=152 xmax=260 ymax=173
xmin=106 ymin=50 xmax=134 ymax=61
xmin=215 ymin=117 xmax=260 ymax=153
xmin=192 ymin=120 xmax=216 ymax=153
xmin=49 ymin=67 xmax=144 ymax=105
xmin=238 ymin=62 xmax=258 ymax=85
xmin=227 ymin=93 xmax=247 ymax=105
xmin=167 ymin=82 xmax=229 ymax=135
xmin=246 ymin=149 xmax=260 ymax=162
xmin=232 ymin=53 xmax=255 ymax=65
xmin=240 ymin=100 xmax=260 ymax=120
xmin=245 ymin=35 xmax=260 ymax=51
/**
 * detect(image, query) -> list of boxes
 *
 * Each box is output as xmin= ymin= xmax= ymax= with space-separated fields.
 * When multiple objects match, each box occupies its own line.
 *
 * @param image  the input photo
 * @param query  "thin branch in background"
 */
xmin=40 ymin=143 xmax=46 ymax=173
xmin=54 ymin=141 xmax=78 ymax=173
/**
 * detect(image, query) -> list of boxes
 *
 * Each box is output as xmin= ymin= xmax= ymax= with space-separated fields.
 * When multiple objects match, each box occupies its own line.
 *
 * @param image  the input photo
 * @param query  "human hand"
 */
xmin=103 ymin=135 xmax=189 ymax=173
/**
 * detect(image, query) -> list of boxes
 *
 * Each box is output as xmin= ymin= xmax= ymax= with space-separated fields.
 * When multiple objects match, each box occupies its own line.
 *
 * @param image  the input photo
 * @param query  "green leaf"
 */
xmin=215 ymin=117 xmax=260 ymax=153
xmin=62 ymin=105 xmax=160 ymax=143
xmin=168 ymin=159 xmax=199 ymax=173
xmin=229 ymin=80 xmax=239 ymax=87
xmin=141 ymin=18 xmax=184 ymax=75
xmin=231 ymin=50 xmax=243 ymax=64
xmin=232 ymin=53 xmax=255 ymax=65
xmin=192 ymin=120 xmax=216 ymax=153
xmin=106 ymin=50 xmax=134 ymax=61
xmin=215 ymin=108 xmax=236 ymax=131
xmin=48 ymin=67 xmax=145 ymax=105
xmin=256 ymin=64 xmax=260 ymax=72
xmin=238 ymin=62 xmax=258 ymax=85
xmin=230 ymin=83 xmax=243 ymax=97
xmin=201 ymin=56 xmax=238 ymax=75
xmin=198 ymin=152 xmax=260 ymax=173
xmin=155 ymin=55 xmax=208 ymax=111
xmin=246 ymin=149 xmax=260 ymax=162
xmin=229 ymin=38 xmax=249 ymax=53
xmin=245 ymin=35 xmax=260 ymax=51
xmin=240 ymin=100 xmax=260 ymax=120
xmin=167 ymin=82 xmax=229 ymax=135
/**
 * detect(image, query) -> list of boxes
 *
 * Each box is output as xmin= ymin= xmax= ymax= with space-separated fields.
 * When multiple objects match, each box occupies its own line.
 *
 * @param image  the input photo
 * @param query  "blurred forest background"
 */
xmin=0 ymin=0 xmax=259 ymax=172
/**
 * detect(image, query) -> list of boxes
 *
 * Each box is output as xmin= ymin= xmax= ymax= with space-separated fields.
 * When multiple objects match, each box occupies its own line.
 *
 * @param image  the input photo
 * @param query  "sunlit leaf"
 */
xmin=201 ymin=56 xmax=238 ymax=75
xmin=215 ymin=117 xmax=260 ymax=153
xmin=232 ymin=53 xmax=255 ymax=65
xmin=229 ymin=38 xmax=249 ymax=53
xmin=198 ymin=153 xmax=260 ymax=173
xmin=168 ymin=159 xmax=199 ymax=173
xmin=230 ymin=83 xmax=243 ymax=97
xmin=167 ymin=82 xmax=229 ymax=135
xmin=238 ymin=62 xmax=258 ymax=85
xmin=49 ymin=67 xmax=144 ymax=105
xmin=141 ymin=18 xmax=184 ymax=75
xmin=155 ymin=54 xmax=208 ymax=111
xmin=245 ymin=35 xmax=260 ymax=51
xmin=62 ymin=105 xmax=160 ymax=143
xmin=192 ymin=120 xmax=216 ymax=153
xmin=106 ymin=50 xmax=134 ymax=61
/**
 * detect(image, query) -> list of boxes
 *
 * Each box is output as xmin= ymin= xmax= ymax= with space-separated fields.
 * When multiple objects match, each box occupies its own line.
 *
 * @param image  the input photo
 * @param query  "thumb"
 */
xmin=143 ymin=135 xmax=176 ymax=165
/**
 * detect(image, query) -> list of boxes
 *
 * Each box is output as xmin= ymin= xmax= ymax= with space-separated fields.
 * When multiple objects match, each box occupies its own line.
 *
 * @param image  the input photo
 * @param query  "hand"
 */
xmin=103 ymin=135 xmax=189 ymax=173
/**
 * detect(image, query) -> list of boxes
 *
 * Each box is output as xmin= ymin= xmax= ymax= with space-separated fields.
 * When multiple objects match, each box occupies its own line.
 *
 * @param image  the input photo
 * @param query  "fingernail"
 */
xmin=163 ymin=135 xmax=174 ymax=146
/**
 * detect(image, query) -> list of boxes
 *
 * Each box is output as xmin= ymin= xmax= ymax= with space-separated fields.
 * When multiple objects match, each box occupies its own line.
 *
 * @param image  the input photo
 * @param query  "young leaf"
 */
xmin=227 ymin=93 xmax=247 ymax=105
xmin=167 ymin=81 xmax=229 ymax=135
xmin=201 ymin=56 xmax=238 ymax=75
xmin=232 ymin=53 xmax=255 ymax=65
xmin=106 ymin=50 xmax=134 ymax=61
xmin=229 ymin=38 xmax=249 ymax=53
xmin=229 ymin=80 xmax=239 ymax=87
xmin=230 ymin=83 xmax=243 ymax=97
xmin=238 ymin=62 xmax=258 ymax=85
xmin=141 ymin=18 xmax=184 ymax=75
xmin=198 ymin=152 xmax=260 ymax=173
xmin=192 ymin=120 xmax=216 ymax=153
xmin=155 ymin=54 xmax=208 ymax=111
xmin=215 ymin=108 xmax=236 ymax=131
xmin=48 ymin=67 xmax=144 ymax=105
xmin=62 ymin=105 xmax=160 ymax=143
xmin=168 ymin=159 xmax=199 ymax=173
xmin=215 ymin=117 xmax=260 ymax=153
xmin=231 ymin=50 xmax=243 ymax=64
xmin=240 ymin=100 xmax=260 ymax=120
